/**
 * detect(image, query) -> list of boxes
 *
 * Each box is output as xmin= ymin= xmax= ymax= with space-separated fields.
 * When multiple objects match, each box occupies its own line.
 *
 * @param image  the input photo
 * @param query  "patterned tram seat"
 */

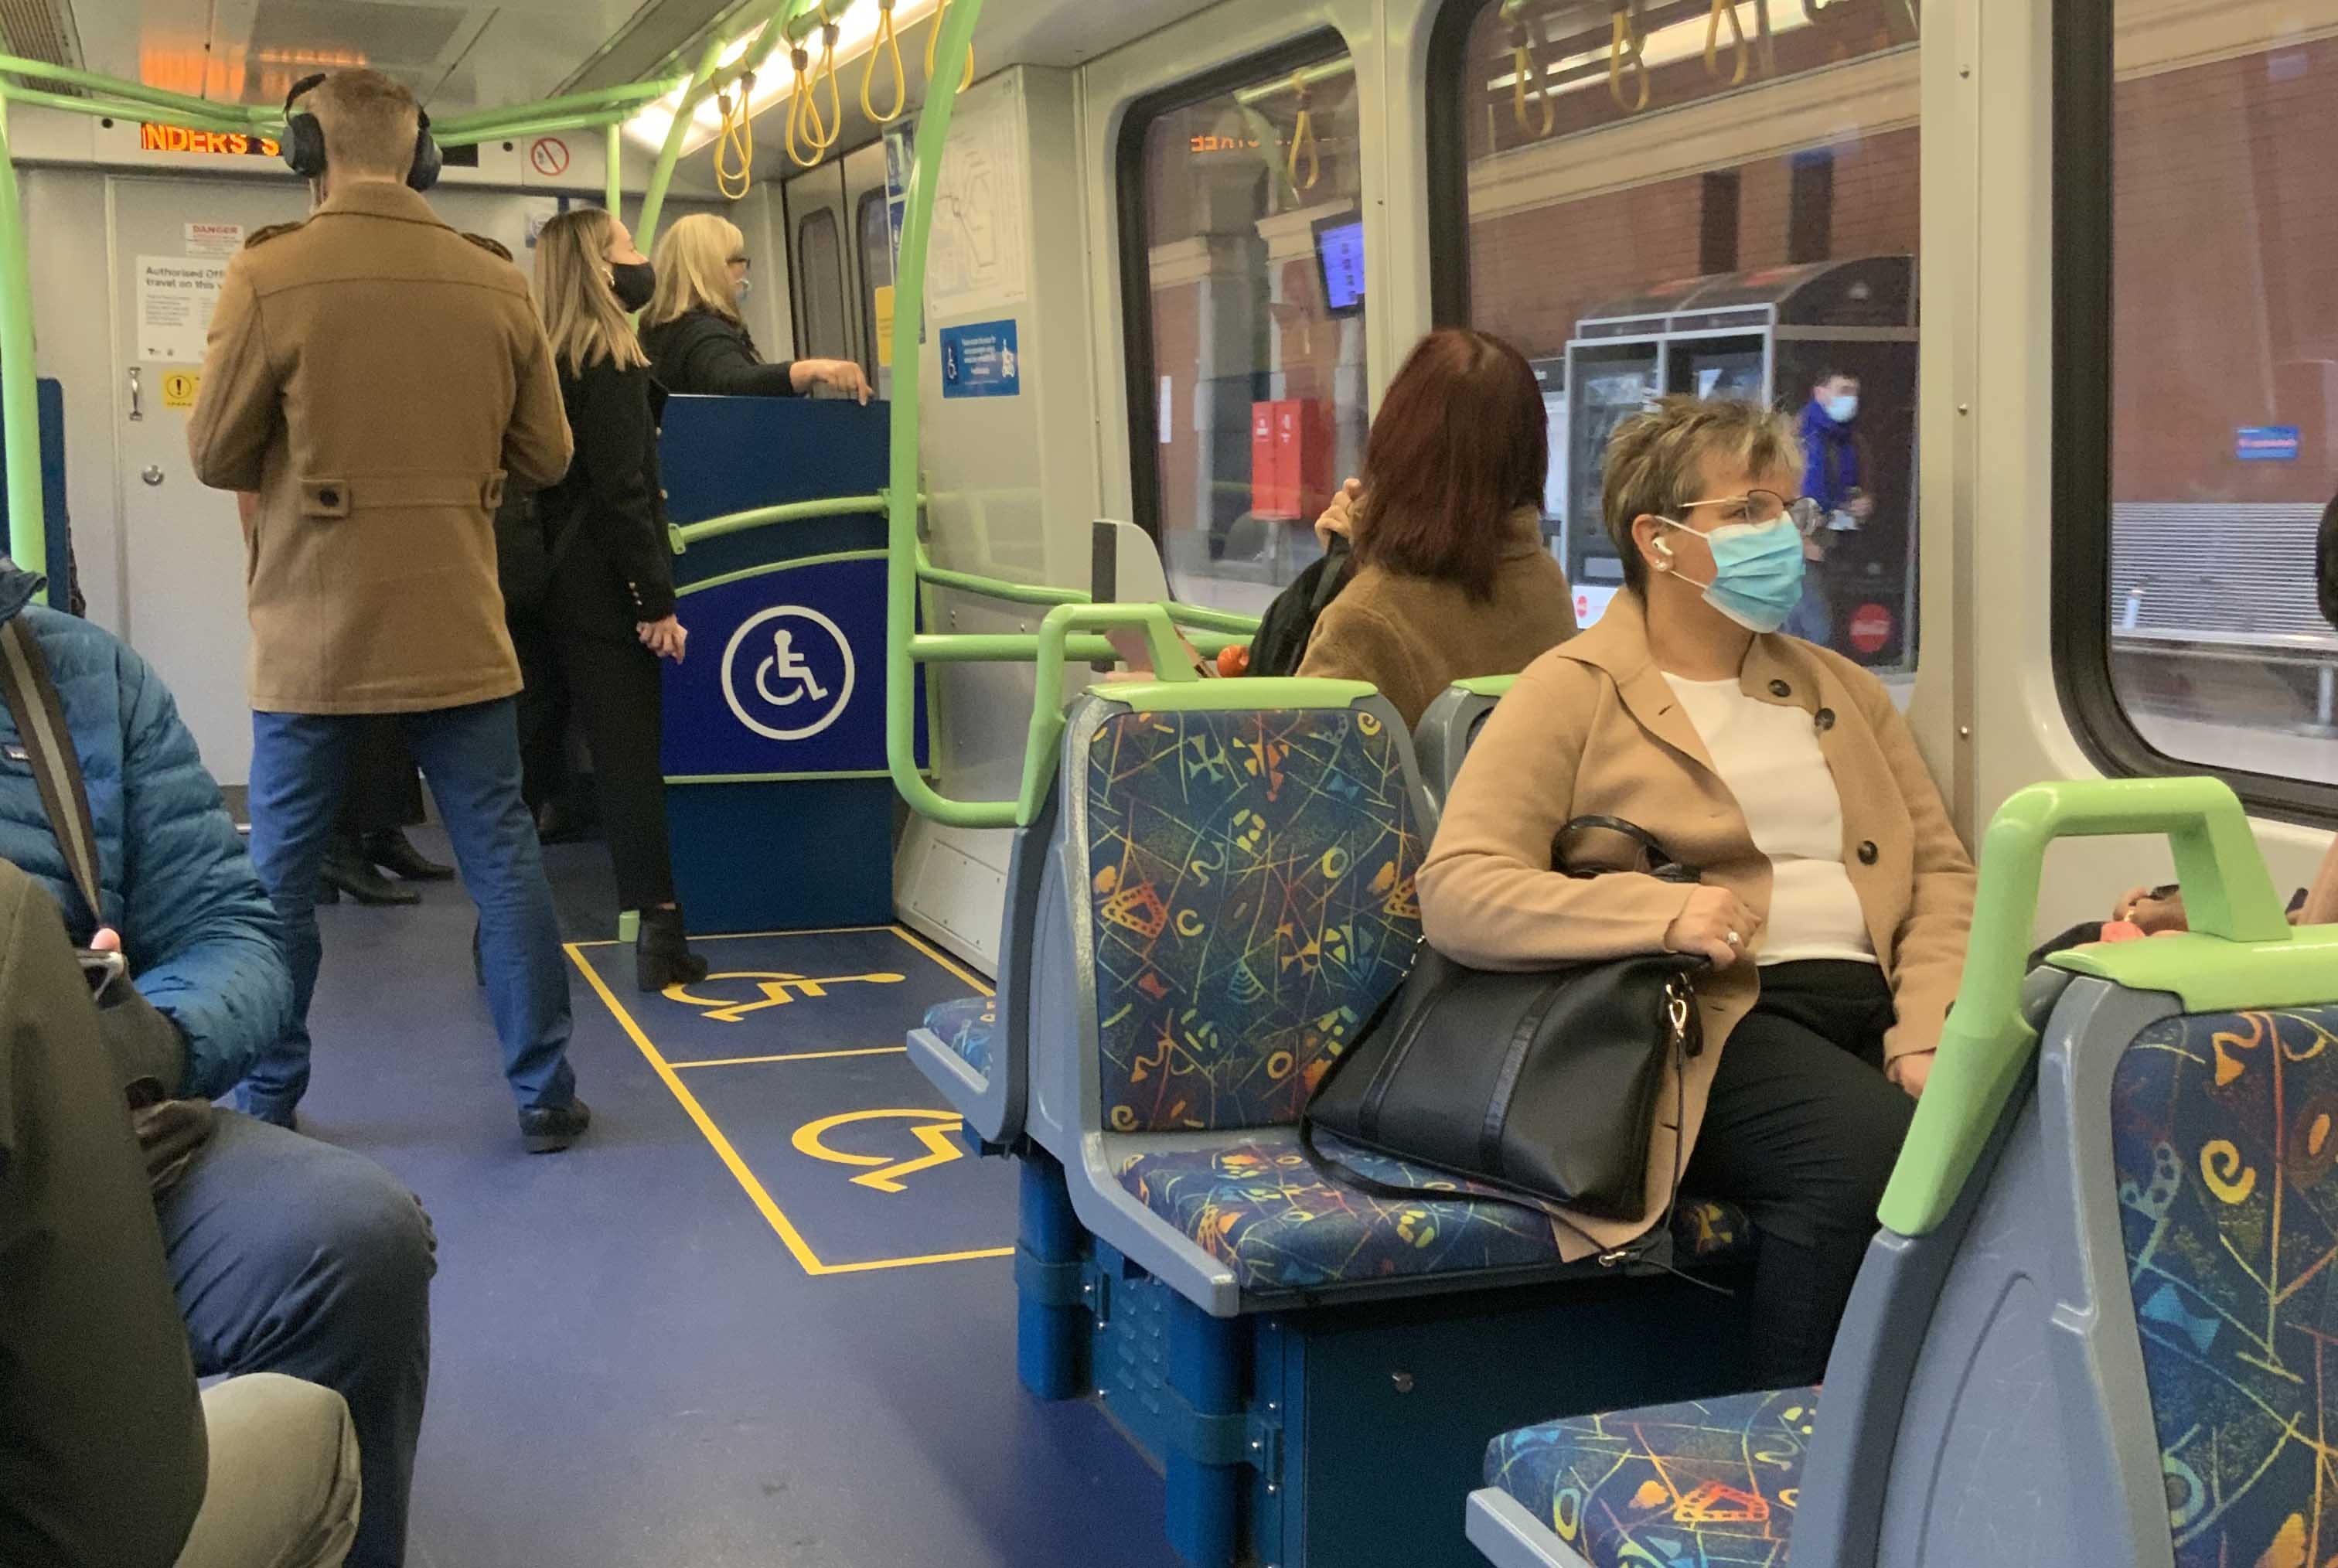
xmin=1467 ymin=778 xmax=2338 ymax=1568
xmin=1034 ymin=682 xmax=1749 ymax=1316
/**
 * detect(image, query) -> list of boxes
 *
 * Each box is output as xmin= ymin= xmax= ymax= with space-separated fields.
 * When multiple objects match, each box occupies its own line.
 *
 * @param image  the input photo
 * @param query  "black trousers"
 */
xmin=336 ymin=717 xmax=424 ymax=837
xmin=1682 ymin=959 xmax=1914 ymax=1389
xmin=548 ymin=628 xmax=678 ymax=912
xmin=508 ymin=600 xmax=569 ymax=816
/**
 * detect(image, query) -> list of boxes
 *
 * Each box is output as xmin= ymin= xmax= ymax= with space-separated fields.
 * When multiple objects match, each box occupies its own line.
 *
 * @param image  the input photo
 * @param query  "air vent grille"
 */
xmin=0 ymin=0 xmax=85 ymax=95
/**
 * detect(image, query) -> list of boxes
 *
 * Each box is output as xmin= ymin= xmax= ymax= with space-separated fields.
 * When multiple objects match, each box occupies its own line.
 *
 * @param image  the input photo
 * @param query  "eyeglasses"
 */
xmin=1675 ymin=490 xmax=1825 ymax=532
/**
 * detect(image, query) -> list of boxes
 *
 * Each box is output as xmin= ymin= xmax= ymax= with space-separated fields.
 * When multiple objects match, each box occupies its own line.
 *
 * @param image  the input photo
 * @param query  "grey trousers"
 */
xmin=175 ymin=1374 xmax=361 ymax=1568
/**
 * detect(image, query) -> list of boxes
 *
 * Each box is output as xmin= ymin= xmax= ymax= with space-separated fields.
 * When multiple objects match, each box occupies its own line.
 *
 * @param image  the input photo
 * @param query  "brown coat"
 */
xmin=1297 ymin=506 xmax=1577 ymax=728
xmin=187 ymin=182 xmax=574 ymax=714
xmin=1416 ymin=591 xmax=1975 ymax=1257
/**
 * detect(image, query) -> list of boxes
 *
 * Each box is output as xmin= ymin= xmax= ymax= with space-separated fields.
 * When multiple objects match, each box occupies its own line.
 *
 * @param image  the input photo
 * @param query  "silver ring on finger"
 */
xmin=1726 ymin=929 xmax=1743 ymax=948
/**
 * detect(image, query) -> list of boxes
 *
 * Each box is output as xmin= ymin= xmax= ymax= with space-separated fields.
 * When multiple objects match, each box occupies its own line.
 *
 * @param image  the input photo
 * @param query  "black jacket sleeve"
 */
xmin=670 ymin=315 xmax=799 ymax=399
xmin=570 ymin=362 xmax=677 ymax=622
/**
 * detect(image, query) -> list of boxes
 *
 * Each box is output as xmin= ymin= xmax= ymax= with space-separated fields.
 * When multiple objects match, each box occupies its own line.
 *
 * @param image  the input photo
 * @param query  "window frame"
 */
xmin=794 ymin=205 xmax=850 ymax=366
xmin=1113 ymin=27 xmax=1355 ymax=546
xmin=855 ymin=186 xmax=891 ymax=382
xmin=1423 ymin=0 xmax=1484 ymax=328
xmin=2047 ymin=0 xmax=2336 ymax=828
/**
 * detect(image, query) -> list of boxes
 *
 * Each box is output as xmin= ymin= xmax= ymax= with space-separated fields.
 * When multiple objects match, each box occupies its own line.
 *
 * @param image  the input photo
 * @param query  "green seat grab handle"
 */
xmin=1014 ymin=602 xmax=1194 ymax=827
xmin=1876 ymin=776 xmax=2291 ymax=1236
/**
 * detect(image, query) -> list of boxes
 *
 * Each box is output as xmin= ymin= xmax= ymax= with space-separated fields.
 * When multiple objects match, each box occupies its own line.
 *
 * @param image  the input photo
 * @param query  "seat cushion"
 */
xmin=1485 ymin=1386 xmax=1818 ymax=1566
xmin=918 ymin=995 xmax=997 ymax=1077
xmin=2111 ymin=1003 xmax=2338 ymax=1568
xmin=1084 ymin=704 xmax=1423 ymax=1133
xmin=1116 ymin=1133 xmax=1754 ymax=1294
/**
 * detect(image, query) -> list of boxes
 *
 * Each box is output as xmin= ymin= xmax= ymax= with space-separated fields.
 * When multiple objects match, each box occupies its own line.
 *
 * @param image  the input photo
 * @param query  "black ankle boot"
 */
xmin=322 ymin=838 xmax=419 ymax=907
xmin=636 ymin=906 xmax=708 ymax=991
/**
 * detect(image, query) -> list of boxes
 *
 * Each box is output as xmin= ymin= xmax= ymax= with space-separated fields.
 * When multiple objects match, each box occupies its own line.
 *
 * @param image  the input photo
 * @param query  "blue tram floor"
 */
xmin=291 ymin=831 xmax=1181 ymax=1568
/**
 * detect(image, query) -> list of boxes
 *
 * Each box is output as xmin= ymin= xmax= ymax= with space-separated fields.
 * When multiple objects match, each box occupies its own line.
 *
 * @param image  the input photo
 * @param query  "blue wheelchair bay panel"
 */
xmin=920 ymin=994 xmax=997 ymax=1077
xmin=2112 ymin=1003 xmax=2338 ymax=1568
xmin=1083 ymin=705 xmax=1423 ymax=1134
xmin=1484 ymin=1386 xmax=1817 ymax=1567
xmin=1117 ymin=1135 xmax=1754 ymax=1294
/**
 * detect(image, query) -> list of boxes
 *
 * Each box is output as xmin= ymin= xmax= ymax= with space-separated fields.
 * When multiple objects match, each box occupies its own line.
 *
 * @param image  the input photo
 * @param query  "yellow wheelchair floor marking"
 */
xmin=663 ymin=970 xmax=908 ymax=1022
xmin=567 ymin=921 xmax=901 ymax=950
xmin=562 ymin=935 xmax=1012 ymax=1277
xmin=792 ymin=1108 xmax=967 ymax=1193
xmin=668 ymin=1045 xmax=910 ymax=1069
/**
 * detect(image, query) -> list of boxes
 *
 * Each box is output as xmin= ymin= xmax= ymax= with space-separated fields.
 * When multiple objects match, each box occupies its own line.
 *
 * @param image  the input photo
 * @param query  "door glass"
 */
xmin=857 ymin=189 xmax=892 ymax=390
xmin=2104 ymin=12 xmax=2338 ymax=786
xmin=1130 ymin=46 xmax=1367 ymax=615
xmin=1450 ymin=0 xmax=1920 ymax=670
xmin=796 ymin=207 xmax=850 ymax=366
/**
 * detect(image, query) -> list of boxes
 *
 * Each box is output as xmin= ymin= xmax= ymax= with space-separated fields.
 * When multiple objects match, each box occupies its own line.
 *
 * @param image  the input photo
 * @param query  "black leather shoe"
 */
xmin=520 ymin=1097 xmax=591 ymax=1154
xmin=364 ymin=828 xmax=455 ymax=881
xmin=636 ymin=906 xmax=709 ymax=991
xmin=321 ymin=840 xmax=420 ymax=906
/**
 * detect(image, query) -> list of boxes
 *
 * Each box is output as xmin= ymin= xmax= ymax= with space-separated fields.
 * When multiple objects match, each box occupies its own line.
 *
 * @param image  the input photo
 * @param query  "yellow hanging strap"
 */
xmin=1287 ymin=73 xmax=1320 ymax=193
xmin=1609 ymin=1 xmax=1650 ymax=112
xmin=714 ymin=70 xmax=756 ymax=199
xmin=924 ymin=0 xmax=973 ymax=91
xmin=861 ymin=0 xmax=907 ymax=123
xmin=1510 ymin=19 xmax=1554 ymax=138
xmin=1706 ymin=0 xmax=1749 ymax=84
xmin=786 ymin=44 xmax=822 ymax=169
xmin=807 ymin=22 xmax=844 ymax=152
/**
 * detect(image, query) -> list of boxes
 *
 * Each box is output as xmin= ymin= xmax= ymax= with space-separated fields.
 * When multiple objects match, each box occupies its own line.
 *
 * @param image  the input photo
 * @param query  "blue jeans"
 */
xmin=160 ymin=1112 xmax=435 ymax=1568
xmin=243 ymin=700 xmax=578 ymax=1117
xmin=1783 ymin=560 xmax=1832 ymax=646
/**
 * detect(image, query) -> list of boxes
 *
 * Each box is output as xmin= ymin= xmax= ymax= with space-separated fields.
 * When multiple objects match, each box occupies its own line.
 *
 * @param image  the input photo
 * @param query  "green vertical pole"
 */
xmin=0 ymin=95 xmax=46 ymax=579
xmin=887 ymin=0 xmax=991 ymax=827
xmin=636 ymin=34 xmax=727 ymax=254
xmin=605 ymin=121 xmax=623 ymax=219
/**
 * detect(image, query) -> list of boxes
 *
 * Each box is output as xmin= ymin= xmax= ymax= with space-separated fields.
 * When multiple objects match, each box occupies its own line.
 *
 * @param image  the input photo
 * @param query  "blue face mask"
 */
xmin=1825 ymin=393 xmax=1859 ymax=423
xmin=1661 ymin=515 xmax=1807 ymax=634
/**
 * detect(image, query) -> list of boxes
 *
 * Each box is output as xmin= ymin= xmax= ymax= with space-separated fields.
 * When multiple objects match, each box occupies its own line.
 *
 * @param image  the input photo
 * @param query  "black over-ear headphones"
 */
xmin=282 ymin=72 xmax=442 ymax=193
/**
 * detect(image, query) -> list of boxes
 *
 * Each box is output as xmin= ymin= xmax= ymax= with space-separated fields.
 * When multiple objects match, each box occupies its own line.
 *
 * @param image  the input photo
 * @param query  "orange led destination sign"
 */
xmin=141 ymin=123 xmax=282 ymax=158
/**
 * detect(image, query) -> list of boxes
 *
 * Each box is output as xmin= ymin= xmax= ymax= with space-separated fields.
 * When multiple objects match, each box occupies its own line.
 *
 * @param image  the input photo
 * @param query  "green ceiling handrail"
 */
xmin=0 ymin=55 xmax=278 ymax=123
xmin=634 ymin=32 xmax=730 ymax=254
xmin=433 ymin=78 xmax=685 ymax=138
xmin=0 ymin=84 xmax=270 ymax=138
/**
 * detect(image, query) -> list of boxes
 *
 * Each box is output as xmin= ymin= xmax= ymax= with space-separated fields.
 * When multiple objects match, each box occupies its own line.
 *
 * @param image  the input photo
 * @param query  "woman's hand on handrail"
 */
xmin=1662 ymin=884 xmax=1759 ymax=968
xmin=1102 ymin=622 xmax=1205 ymax=680
xmin=1314 ymin=476 xmax=1363 ymax=551
xmin=792 ymin=357 xmax=873 ymax=404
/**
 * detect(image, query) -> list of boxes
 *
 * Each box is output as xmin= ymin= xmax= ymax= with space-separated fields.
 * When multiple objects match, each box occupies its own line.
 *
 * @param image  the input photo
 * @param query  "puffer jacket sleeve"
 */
xmin=113 ymin=642 xmax=291 ymax=1099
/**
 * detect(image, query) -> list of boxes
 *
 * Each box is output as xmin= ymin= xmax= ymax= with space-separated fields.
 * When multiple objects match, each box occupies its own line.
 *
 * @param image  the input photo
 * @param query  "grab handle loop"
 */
xmin=1610 ymin=1 xmax=1651 ymax=112
xmin=861 ymin=0 xmax=908 ymax=122
xmin=925 ymin=0 xmax=974 ymax=90
xmin=1706 ymin=0 xmax=1749 ymax=86
xmin=1288 ymin=73 xmax=1320 ymax=192
xmin=1511 ymin=20 xmax=1554 ymax=137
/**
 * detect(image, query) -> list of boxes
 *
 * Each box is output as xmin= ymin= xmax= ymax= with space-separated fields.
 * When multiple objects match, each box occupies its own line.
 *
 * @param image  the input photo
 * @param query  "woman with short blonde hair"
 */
xmin=639 ymin=213 xmax=870 ymax=401
xmin=530 ymin=207 xmax=707 ymax=989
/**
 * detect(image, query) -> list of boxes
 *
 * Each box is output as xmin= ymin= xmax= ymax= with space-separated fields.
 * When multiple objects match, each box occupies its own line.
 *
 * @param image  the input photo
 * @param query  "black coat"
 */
xmin=639 ymin=308 xmax=800 ymax=398
xmin=536 ymin=353 xmax=677 ymax=635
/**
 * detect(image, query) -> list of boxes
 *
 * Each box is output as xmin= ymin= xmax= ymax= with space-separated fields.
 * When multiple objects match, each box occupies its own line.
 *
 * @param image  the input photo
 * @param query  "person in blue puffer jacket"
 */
xmin=0 ymin=559 xmax=435 ymax=1568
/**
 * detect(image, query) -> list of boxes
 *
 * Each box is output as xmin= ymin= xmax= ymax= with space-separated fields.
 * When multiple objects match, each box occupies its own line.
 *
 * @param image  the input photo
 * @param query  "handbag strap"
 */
xmin=1553 ymin=815 xmax=1700 ymax=884
xmin=0 ymin=615 xmax=103 ymax=924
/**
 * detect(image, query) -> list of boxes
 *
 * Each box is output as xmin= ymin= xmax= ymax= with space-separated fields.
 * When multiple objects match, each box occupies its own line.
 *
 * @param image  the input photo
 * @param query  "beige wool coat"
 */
xmin=1416 ymin=590 xmax=1976 ymax=1258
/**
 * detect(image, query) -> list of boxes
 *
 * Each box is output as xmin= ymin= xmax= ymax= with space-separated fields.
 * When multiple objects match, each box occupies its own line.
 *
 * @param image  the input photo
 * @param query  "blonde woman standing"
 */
xmin=531 ymin=208 xmax=706 ymax=990
xmin=639 ymin=213 xmax=871 ymax=401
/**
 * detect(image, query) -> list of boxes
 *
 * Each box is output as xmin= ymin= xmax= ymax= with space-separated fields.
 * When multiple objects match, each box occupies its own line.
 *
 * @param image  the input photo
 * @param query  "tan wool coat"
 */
xmin=187 ymin=182 xmax=574 ymax=714
xmin=1416 ymin=590 xmax=1976 ymax=1258
xmin=1297 ymin=506 xmax=1578 ymax=728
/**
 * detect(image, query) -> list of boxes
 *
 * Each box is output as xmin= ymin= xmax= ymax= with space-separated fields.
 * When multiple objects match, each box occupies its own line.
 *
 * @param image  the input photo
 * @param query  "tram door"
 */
xmin=108 ymin=176 xmax=311 ymax=786
xmin=839 ymin=142 xmax=892 ymax=399
xmin=782 ymin=163 xmax=858 ymax=379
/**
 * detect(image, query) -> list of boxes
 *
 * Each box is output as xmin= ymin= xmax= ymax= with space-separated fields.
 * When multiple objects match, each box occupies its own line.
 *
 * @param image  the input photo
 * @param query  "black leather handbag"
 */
xmin=1301 ymin=818 xmax=1706 ymax=1225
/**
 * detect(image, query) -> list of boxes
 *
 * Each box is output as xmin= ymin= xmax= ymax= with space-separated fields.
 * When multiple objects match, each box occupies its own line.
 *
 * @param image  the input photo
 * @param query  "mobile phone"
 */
xmin=2292 ymin=888 xmax=2310 ymax=916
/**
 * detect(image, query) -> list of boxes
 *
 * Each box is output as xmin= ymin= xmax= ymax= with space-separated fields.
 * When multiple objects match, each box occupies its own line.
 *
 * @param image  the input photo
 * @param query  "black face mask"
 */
xmin=611 ymin=261 xmax=656 ymax=312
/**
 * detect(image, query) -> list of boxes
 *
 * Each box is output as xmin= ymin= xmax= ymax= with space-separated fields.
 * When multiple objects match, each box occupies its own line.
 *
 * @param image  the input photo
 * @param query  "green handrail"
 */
xmin=1013 ymin=603 xmax=1193 ymax=826
xmin=0 ymin=96 xmax=42 ymax=577
xmin=605 ymin=122 xmax=623 ymax=214
xmin=0 ymin=84 xmax=271 ymax=138
xmin=438 ymin=110 xmax=641 ymax=149
xmin=670 ymin=492 xmax=904 ymax=551
xmin=1877 ymin=776 xmax=2293 ymax=1237
xmin=433 ymin=79 xmax=684 ymax=138
xmin=0 ymin=55 xmax=279 ymax=122
xmin=635 ymin=32 xmax=731 ymax=254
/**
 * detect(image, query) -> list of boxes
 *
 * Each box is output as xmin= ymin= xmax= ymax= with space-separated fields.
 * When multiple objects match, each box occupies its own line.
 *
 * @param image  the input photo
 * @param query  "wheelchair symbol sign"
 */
xmin=721 ymin=605 xmax=856 ymax=741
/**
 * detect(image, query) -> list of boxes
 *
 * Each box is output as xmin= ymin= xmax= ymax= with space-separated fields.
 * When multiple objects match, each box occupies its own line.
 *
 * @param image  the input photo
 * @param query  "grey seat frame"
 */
xmin=1413 ymin=680 xmax=1507 ymax=833
xmin=1466 ymin=970 xmax=2190 ymax=1568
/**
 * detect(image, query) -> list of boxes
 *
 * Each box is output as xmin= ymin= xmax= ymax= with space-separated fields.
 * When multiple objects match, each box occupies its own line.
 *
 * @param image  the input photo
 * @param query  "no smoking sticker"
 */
xmin=530 ymin=137 xmax=569 ymax=177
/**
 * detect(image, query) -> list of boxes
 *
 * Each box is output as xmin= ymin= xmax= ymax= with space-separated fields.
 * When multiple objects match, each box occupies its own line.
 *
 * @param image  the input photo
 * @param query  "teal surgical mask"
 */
xmin=1660 ymin=515 xmax=1807 ymax=634
xmin=1825 ymin=393 xmax=1859 ymax=423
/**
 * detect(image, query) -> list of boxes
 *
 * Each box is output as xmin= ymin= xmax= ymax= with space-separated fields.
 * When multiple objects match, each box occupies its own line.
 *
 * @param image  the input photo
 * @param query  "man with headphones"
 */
xmin=187 ymin=70 xmax=588 ymax=1154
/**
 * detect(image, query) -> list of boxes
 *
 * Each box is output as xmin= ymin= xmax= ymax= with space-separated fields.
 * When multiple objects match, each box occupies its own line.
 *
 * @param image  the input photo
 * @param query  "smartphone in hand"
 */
xmin=77 ymin=947 xmax=127 ymax=1003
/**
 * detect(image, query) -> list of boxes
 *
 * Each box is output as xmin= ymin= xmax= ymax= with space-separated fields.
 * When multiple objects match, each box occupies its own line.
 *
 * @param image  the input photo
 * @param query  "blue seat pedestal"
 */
xmin=1013 ymin=1148 xmax=1760 ymax=1568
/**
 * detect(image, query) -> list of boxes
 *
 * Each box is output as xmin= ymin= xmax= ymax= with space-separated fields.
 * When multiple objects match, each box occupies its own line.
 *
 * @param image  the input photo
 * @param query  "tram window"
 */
xmin=2088 ymin=10 xmax=2338 ymax=795
xmin=1430 ymin=0 xmax=1920 ymax=672
xmin=796 ymin=207 xmax=851 ymax=366
xmin=857 ymin=189 xmax=892 ymax=383
xmin=1120 ymin=35 xmax=1367 ymax=615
